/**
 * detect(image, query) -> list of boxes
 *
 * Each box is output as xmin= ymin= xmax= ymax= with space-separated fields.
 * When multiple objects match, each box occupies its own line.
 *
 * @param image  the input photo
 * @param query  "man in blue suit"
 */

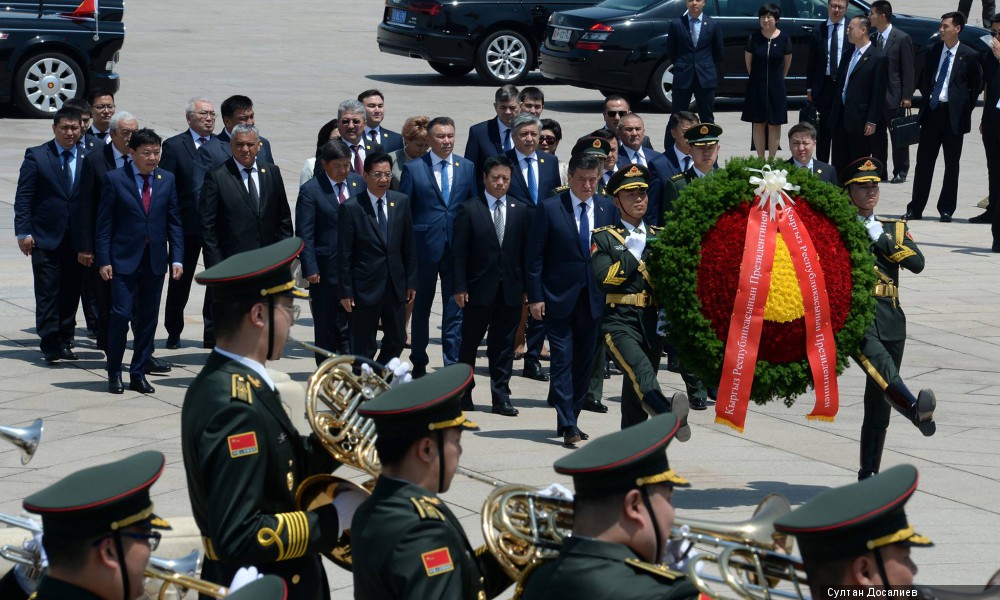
xmin=14 ymin=107 xmax=91 ymax=363
xmin=359 ymin=89 xmax=404 ymax=154
xmin=464 ymin=85 xmax=520 ymax=189
xmin=665 ymin=0 xmax=724 ymax=123
xmin=400 ymin=116 xmax=476 ymax=376
xmin=505 ymin=113 xmax=561 ymax=205
xmin=296 ymin=140 xmax=366 ymax=365
xmin=97 ymin=129 xmax=184 ymax=394
xmin=616 ymin=113 xmax=673 ymax=226
xmin=527 ymin=154 xmax=618 ymax=447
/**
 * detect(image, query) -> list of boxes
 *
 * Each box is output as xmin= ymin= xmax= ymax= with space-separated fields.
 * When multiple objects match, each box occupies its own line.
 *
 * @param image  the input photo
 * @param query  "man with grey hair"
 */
xmin=338 ymin=99 xmax=381 ymax=174
xmin=200 ymin=124 xmax=292 ymax=269
xmin=465 ymin=84 xmax=520 ymax=188
xmin=160 ymin=97 xmax=217 ymax=349
xmin=505 ymin=113 xmax=560 ymax=205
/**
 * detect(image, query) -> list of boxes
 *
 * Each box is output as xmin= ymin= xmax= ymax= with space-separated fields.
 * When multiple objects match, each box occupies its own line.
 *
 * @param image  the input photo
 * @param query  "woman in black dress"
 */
xmin=741 ymin=3 xmax=793 ymax=158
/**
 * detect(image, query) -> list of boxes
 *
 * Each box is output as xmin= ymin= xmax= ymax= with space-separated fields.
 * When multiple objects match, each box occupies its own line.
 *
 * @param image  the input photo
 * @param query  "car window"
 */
xmin=598 ymin=0 xmax=666 ymax=11
xmin=794 ymin=0 xmax=865 ymax=20
xmin=717 ymin=0 xmax=765 ymax=17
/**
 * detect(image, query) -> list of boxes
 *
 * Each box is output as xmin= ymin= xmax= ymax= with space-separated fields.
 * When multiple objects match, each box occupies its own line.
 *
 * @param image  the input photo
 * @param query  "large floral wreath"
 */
xmin=647 ymin=157 xmax=876 ymax=416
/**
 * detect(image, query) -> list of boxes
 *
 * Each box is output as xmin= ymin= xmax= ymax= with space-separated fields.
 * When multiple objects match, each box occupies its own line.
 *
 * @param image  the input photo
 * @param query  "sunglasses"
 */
xmin=606 ymin=110 xmax=629 ymax=117
xmin=991 ymin=30 xmax=1000 ymax=37
xmin=539 ymin=135 xmax=558 ymax=144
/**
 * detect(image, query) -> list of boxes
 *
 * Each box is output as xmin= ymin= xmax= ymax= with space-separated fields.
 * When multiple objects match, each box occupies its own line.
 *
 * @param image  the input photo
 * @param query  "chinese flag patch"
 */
xmin=227 ymin=432 xmax=258 ymax=458
xmin=421 ymin=547 xmax=454 ymax=577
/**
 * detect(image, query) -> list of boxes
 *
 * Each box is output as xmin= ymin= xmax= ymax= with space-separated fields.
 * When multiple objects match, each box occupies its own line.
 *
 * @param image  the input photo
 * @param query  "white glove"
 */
xmin=536 ymin=482 xmax=574 ymax=501
xmin=866 ymin=219 xmax=883 ymax=242
xmin=624 ymin=231 xmax=646 ymax=259
xmin=662 ymin=524 xmax=694 ymax=569
xmin=332 ymin=487 xmax=368 ymax=537
xmin=384 ymin=357 xmax=413 ymax=387
xmin=655 ymin=309 xmax=669 ymax=338
xmin=228 ymin=566 xmax=261 ymax=593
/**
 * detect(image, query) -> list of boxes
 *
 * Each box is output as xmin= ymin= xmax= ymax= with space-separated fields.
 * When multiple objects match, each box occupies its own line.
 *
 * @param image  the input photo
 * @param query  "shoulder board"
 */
xmin=649 ymin=225 xmax=663 ymax=233
xmin=552 ymin=185 xmax=569 ymax=194
xmin=625 ymin=558 xmax=684 ymax=581
xmin=410 ymin=496 xmax=446 ymax=521
xmin=877 ymin=217 xmax=904 ymax=223
xmin=231 ymin=373 xmax=253 ymax=404
xmin=592 ymin=225 xmax=616 ymax=233
xmin=670 ymin=173 xmax=686 ymax=182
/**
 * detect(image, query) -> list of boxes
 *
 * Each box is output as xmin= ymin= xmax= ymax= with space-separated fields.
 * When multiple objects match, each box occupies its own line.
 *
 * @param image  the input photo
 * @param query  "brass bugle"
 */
xmin=0 ymin=512 xmax=44 ymax=587
xmin=0 ymin=419 xmax=43 ymax=465
xmin=145 ymin=550 xmax=228 ymax=600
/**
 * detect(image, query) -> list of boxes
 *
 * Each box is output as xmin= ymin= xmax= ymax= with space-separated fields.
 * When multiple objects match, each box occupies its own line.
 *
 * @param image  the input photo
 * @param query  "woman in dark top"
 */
xmin=741 ymin=3 xmax=793 ymax=158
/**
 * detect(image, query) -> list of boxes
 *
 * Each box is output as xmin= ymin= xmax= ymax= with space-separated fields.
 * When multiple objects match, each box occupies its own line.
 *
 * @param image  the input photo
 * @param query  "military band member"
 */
xmin=227 ymin=575 xmax=290 ymax=600
xmin=774 ymin=464 xmax=931 ymax=594
xmin=519 ymin=413 xmax=698 ymax=600
xmin=351 ymin=364 xmax=513 ymax=599
xmin=181 ymin=238 xmax=363 ymax=599
xmin=842 ymin=157 xmax=936 ymax=481
xmin=21 ymin=451 xmax=171 ymax=600
xmin=592 ymin=164 xmax=691 ymax=436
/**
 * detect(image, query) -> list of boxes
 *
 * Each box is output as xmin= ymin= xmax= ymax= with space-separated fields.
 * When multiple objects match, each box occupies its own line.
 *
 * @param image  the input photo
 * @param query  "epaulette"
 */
xmin=670 ymin=172 xmax=686 ymax=182
xmin=649 ymin=225 xmax=663 ymax=234
xmin=877 ymin=217 xmax=904 ymax=223
xmin=592 ymin=225 xmax=616 ymax=233
xmin=231 ymin=373 xmax=253 ymax=404
xmin=625 ymin=558 xmax=684 ymax=581
xmin=410 ymin=496 xmax=446 ymax=521
xmin=552 ymin=185 xmax=570 ymax=194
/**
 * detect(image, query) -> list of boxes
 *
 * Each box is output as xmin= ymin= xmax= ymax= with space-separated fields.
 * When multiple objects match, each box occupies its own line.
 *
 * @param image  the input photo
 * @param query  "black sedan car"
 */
xmin=540 ymin=0 xmax=990 ymax=111
xmin=0 ymin=0 xmax=125 ymax=118
xmin=377 ymin=0 xmax=601 ymax=85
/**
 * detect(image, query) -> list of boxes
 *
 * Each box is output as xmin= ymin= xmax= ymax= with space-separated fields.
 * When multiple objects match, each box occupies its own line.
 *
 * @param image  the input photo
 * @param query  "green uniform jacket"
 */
xmin=181 ymin=351 xmax=338 ymax=599
xmin=351 ymin=476 xmax=512 ymax=600
xmin=869 ymin=217 xmax=924 ymax=341
xmin=591 ymin=222 xmax=662 ymax=340
xmin=29 ymin=577 xmax=102 ymax=600
xmin=663 ymin=168 xmax=699 ymax=216
xmin=519 ymin=537 xmax=699 ymax=600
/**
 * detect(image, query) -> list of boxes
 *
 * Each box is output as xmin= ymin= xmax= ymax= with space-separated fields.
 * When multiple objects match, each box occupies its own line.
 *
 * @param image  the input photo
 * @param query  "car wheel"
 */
xmin=647 ymin=61 xmax=677 ymax=113
xmin=13 ymin=52 xmax=84 ymax=118
xmin=428 ymin=61 xmax=474 ymax=78
xmin=475 ymin=29 xmax=533 ymax=85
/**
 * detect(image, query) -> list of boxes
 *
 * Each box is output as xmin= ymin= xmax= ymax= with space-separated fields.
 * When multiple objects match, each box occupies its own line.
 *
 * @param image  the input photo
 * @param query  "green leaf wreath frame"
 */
xmin=647 ymin=157 xmax=877 ymax=406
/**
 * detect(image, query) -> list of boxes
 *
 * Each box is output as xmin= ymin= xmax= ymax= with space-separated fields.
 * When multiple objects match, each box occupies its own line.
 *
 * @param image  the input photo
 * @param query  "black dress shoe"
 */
xmin=58 ymin=348 xmax=79 ymax=361
xmin=523 ymin=363 xmax=549 ymax=382
xmin=578 ymin=429 xmax=589 ymax=441
xmin=666 ymin=358 xmax=681 ymax=373
xmin=690 ymin=396 xmax=709 ymax=411
xmin=969 ymin=211 xmax=993 ymax=224
xmin=108 ymin=375 xmax=124 ymax=394
xmin=43 ymin=351 xmax=61 ymax=363
xmin=582 ymin=399 xmax=609 ymax=413
xmin=129 ymin=376 xmax=155 ymax=394
xmin=165 ymin=335 xmax=181 ymax=350
xmin=411 ymin=364 xmax=427 ymax=379
xmin=902 ymin=211 xmax=922 ymax=220
xmin=889 ymin=174 xmax=907 ymax=184
xmin=939 ymin=212 xmax=953 ymax=223
xmin=603 ymin=364 xmax=612 ymax=379
xmin=203 ymin=339 xmax=216 ymax=349
xmin=563 ymin=429 xmax=582 ymax=446
xmin=145 ymin=356 xmax=173 ymax=374
xmin=491 ymin=401 xmax=519 ymax=417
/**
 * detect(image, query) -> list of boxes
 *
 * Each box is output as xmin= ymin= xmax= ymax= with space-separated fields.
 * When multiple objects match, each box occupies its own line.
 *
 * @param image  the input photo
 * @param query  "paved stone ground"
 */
xmin=0 ymin=0 xmax=998 ymax=596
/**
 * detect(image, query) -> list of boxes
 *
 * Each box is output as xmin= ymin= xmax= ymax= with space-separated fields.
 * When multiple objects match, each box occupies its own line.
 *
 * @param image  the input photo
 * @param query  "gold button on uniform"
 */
xmin=292 ymin=574 xmax=301 ymax=584
xmin=287 ymin=472 xmax=294 ymax=490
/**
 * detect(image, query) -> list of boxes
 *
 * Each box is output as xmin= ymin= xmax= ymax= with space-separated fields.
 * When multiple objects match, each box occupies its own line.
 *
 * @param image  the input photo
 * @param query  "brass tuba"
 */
xmin=481 ymin=484 xmax=574 ymax=580
xmin=0 ymin=419 xmax=43 ymax=465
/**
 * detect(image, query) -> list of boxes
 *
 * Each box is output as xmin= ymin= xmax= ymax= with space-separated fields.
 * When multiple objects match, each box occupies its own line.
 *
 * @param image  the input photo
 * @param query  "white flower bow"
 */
xmin=749 ymin=165 xmax=800 ymax=220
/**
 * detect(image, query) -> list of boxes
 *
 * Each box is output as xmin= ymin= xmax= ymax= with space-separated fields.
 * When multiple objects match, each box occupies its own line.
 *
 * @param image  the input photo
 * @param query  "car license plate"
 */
xmin=551 ymin=27 xmax=572 ymax=43
xmin=390 ymin=8 xmax=408 ymax=24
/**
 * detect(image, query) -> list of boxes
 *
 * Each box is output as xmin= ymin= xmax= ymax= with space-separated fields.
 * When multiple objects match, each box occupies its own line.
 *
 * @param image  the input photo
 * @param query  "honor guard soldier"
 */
xmin=21 ymin=451 xmax=171 ymax=600
xmin=774 ymin=464 xmax=931 ymax=594
xmin=591 ymin=164 xmax=691 ymax=435
xmin=351 ymin=364 xmax=513 ymax=600
xmin=181 ymin=238 xmax=363 ymax=599
xmin=842 ymin=157 xmax=936 ymax=481
xmin=519 ymin=413 xmax=699 ymax=600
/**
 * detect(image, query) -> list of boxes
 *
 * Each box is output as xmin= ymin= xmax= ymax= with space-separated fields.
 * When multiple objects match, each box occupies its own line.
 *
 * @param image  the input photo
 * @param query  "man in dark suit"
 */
xmin=338 ymin=99 xmax=382 ymax=174
xmin=982 ymin=16 xmax=1000 ymax=239
xmin=88 ymin=88 xmax=115 ymax=143
xmin=904 ymin=12 xmax=983 ymax=222
xmin=807 ymin=0 xmax=853 ymax=162
xmin=616 ymin=113 xmax=673 ymax=226
xmin=957 ymin=0 xmax=995 ymax=25
xmin=296 ymin=140 xmax=365 ymax=365
xmin=660 ymin=111 xmax=700 ymax=177
xmin=664 ymin=0 xmax=724 ymax=123
xmin=786 ymin=122 xmax=839 ymax=184
xmin=65 ymin=97 xmax=102 ymax=153
xmin=359 ymin=89 xmax=404 ymax=154
xmin=192 ymin=95 xmax=275 ymax=204
xmin=14 ymin=107 xmax=89 ymax=363
xmin=96 ymin=129 xmax=184 ymax=395
xmin=505 ymin=113 xmax=561 ymax=206
xmin=870 ymin=1 xmax=915 ymax=184
xmin=601 ymin=96 xmax=653 ymax=150
xmin=453 ymin=156 xmax=531 ymax=417
xmin=464 ymin=85 xmax=520 ymax=186
xmin=339 ymin=153 xmax=417 ymax=362
xmin=400 ymin=116 xmax=476 ymax=377
xmin=160 ymin=97 xmax=216 ymax=349
xmin=830 ymin=15 xmax=888 ymax=176
xmin=527 ymin=154 xmax=618 ymax=447
xmin=200 ymin=124 xmax=293 ymax=267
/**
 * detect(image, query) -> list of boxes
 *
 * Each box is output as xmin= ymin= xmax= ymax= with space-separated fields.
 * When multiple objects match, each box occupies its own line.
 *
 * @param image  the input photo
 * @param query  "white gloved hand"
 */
xmin=866 ymin=219 xmax=883 ymax=242
xmin=536 ymin=482 xmax=574 ymax=501
xmin=385 ymin=357 xmax=413 ymax=387
xmin=655 ymin=309 xmax=669 ymax=338
xmin=228 ymin=566 xmax=262 ymax=593
xmin=331 ymin=487 xmax=368 ymax=537
xmin=661 ymin=524 xmax=693 ymax=569
xmin=624 ymin=231 xmax=646 ymax=259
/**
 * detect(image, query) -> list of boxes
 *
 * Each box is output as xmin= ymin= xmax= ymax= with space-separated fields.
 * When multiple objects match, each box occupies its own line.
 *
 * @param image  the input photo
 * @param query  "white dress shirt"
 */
xmin=570 ymin=190 xmax=595 ymax=239
xmin=935 ymin=43 xmax=959 ymax=103
xmin=213 ymin=348 xmax=276 ymax=390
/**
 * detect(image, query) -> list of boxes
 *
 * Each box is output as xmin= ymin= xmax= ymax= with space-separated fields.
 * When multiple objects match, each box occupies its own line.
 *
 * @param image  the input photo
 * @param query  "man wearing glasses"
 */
xmin=88 ymin=88 xmax=116 ymax=143
xmin=601 ymin=95 xmax=653 ymax=150
xmin=806 ymin=0 xmax=852 ymax=162
xmin=465 ymin=84 xmax=520 ymax=187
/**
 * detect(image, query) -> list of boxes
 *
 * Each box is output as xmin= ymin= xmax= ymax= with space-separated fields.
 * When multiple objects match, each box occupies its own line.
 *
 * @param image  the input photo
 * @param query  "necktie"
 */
xmin=141 ymin=173 xmax=151 ymax=214
xmin=878 ymin=33 xmax=886 ymax=50
xmin=930 ymin=49 xmax=952 ymax=110
xmin=683 ymin=156 xmax=692 ymax=171
xmin=244 ymin=168 xmax=260 ymax=209
xmin=439 ymin=159 xmax=451 ymax=205
xmin=376 ymin=198 xmax=388 ymax=239
xmin=197 ymin=136 xmax=208 ymax=148
xmin=338 ymin=182 xmax=348 ymax=203
xmin=369 ymin=130 xmax=378 ymax=145
xmin=61 ymin=149 xmax=73 ymax=189
xmin=351 ymin=145 xmax=363 ymax=173
xmin=525 ymin=156 xmax=537 ymax=204
xmin=122 ymin=155 xmax=131 ymax=170
xmin=502 ymin=128 xmax=512 ymax=152
xmin=842 ymin=49 xmax=862 ymax=103
xmin=690 ymin=17 xmax=699 ymax=46
xmin=578 ymin=201 xmax=590 ymax=257
xmin=493 ymin=200 xmax=505 ymax=244
xmin=634 ymin=149 xmax=646 ymax=167
xmin=829 ymin=22 xmax=840 ymax=79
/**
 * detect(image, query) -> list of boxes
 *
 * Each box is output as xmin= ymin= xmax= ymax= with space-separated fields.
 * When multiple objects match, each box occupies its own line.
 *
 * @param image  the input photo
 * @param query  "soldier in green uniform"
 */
xmin=774 ymin=464 xmax=932 ymax=594
xmin=351 ymin=364 xmax=513 ymax=600
xmin=519 ymin=413 xmax=699 ymax=600
xmin=181 ymin=238 xmax=363 ymax=599
xmin=591 ymin=163 xmax=691 ymax=436
xmin=841 ymin=157 xmax=937 ymax=481
xmin=227 ymin=575 xmax=291 ymax=600
xmin=22 ymin=451 xmax=171 ymax=600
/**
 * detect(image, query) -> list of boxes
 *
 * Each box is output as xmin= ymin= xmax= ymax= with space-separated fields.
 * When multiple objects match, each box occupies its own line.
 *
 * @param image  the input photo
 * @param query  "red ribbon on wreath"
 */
xmin=715 ymin=166 xmax=839 ymax=432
